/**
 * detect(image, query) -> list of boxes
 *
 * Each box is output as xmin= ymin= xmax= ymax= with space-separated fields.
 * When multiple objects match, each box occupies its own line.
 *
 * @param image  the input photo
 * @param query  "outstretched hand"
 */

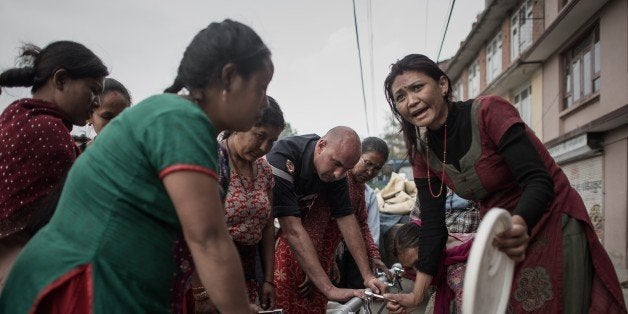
xmin=260 ymin=281 xmax=275 ymax=310
xmin=249 ymin=303 xmax=262 ymax=313
xmin=493 ymin=214 xmax=529 ymax=262
xmin=383 ymin=292 xmax=416 ymax=314
xmin=364 ymin=276 xmax=387 ymax=295
xmin=371 ymin=258 xmax=391 ymax=279
xmin=326 ymin=287 xmax=364 ymax=302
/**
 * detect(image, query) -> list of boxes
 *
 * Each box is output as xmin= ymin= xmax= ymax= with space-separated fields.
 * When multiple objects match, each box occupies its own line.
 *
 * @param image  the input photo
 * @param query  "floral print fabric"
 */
xmin=224 ymin=158 xmax=274 ymax=245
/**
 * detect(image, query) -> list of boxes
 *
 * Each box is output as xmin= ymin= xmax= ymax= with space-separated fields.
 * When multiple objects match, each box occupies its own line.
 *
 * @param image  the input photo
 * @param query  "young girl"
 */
xmin=394 ymin=220 xmax=474 ymax=313
xmin=88 ymin=77 xmax=131 ymax=136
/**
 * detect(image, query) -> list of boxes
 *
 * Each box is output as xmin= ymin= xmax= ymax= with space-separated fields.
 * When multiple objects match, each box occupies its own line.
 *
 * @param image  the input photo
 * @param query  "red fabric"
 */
xmin=348 ymin=173 xmax=381 ymax=260
xmin=432 ymin=236 xmax=473 ymax=314
xmin=413 ymin=96 xmax=626 ymax=313
xmin=223 ymin=158 xmax=274 ymax=302
xmin=273 ymin=172 xmax=376 ymax=313
xmin=224 ymin=158 xmax=274 ymax=245
xmin=235 ymin=241 xmax=262 ymax=302
xmin=159 ymin=164 xmax=218 ymax=181
xmin=0 ymin=99 xmax=79 ymax=238
xmin=30 ymin=264 xmax=93 ymax=314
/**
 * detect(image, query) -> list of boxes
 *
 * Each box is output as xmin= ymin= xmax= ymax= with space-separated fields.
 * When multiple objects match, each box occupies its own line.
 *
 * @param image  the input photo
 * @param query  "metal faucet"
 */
xmin=362 ymin=289 xmax=374 ymax=314
xmin=333 ymin=264 xmax=406 ymax=313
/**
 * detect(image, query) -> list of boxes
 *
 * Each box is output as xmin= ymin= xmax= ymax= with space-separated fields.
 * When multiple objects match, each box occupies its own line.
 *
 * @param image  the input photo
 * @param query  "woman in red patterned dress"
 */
xmin=190 ymin=97 xmax=285 ymax=312
xmin=382 ymin=54 xmax=625 ymax=313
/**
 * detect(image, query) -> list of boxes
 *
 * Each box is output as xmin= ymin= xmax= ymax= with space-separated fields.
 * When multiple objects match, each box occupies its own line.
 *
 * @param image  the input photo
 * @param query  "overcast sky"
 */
xmin=0 ymin=0 xmax=484 ymax=138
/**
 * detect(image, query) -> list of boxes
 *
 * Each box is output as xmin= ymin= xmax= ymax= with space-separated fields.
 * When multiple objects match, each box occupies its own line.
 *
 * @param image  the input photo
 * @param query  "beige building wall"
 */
xmin=599 ymin=0 xmax=628 ymax=113
xmin=541 ymin=0 xmax=628 ymax=269
xmin=604 ymin=125 xmax=628 ymax=268
xmin=542 ymin=56 xmax=561 ymax=140
xmin=544 ymin=0 xmax=562 ymax=27
xmin=600 ymin=0 xmax=628 ymax=269
xmin=543 ymin=0 xmax=628 ymax=140
xmin=559 ymin=0 xmax=628 ymax=135
xmin=501 ymin=19 xmax=511 ymax=70
xmin=530 ymin=70 xmax=544 ymax=139
xmin=462 ymin=70 xmax=469 ymax=101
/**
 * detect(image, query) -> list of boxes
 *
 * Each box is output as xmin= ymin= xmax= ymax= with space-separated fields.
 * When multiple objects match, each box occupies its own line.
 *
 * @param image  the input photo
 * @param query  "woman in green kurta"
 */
xmin=0 ymin=19 xmax=273 ymax=314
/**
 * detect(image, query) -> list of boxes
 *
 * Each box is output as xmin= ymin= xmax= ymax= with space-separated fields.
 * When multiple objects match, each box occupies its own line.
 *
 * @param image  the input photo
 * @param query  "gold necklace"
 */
xmin=416 ymin=124 xmax=447 ymax=198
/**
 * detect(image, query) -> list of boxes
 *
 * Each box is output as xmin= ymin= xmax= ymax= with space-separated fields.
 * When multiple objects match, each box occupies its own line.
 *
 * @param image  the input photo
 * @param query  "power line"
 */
xmin=367 ymin=0 xmax=377 ymax=135
xmin=352 ymin=0 xmax=371 ymax=135
xmin=437 ymin=0 xmax=456 ymax=62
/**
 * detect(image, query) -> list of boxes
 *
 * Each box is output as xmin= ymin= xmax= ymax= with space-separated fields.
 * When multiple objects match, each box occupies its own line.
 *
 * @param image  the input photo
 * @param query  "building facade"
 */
xmin=444 ymin=0 xmax=628 ymax=275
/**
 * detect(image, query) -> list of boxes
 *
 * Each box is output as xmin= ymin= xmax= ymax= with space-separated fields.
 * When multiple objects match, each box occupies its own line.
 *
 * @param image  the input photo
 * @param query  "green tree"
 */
xmin=280 ymin=122 xmax=297 ymax=138
xmin=380 ymin=115 xmax=406 ymax=160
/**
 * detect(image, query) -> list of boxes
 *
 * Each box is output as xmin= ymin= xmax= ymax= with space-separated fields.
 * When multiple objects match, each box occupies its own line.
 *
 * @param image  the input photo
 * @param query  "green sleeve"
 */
xmin=142 ymin=106 xmax=218 ymax=178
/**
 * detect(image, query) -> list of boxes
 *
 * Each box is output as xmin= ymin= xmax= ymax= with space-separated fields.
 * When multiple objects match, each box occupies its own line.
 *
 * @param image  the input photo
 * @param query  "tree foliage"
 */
xmin=280 ymin=122 xmax=297 ymax=138
xmin=380 ymin=115 xmax=407 ymax=160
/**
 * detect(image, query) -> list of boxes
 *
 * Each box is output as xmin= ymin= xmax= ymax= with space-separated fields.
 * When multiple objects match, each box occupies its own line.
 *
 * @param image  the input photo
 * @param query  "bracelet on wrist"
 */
xmin=191 ymin=285 xmax=206 ymax=293
xmin=193 ymin=289 xmax=209 ymax=301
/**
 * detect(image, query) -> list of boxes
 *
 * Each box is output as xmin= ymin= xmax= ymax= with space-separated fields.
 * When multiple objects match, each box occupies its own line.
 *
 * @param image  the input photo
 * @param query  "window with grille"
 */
xmin=467 ymin=59 xmax=480 ymax=98
xmin=453 ymin=81 xmax=465 ymax=101
xmin=514 ymin=85 xmax=532 ymax=126
xmin=511 ymin=0 xmax=533 ymax=61
xmin=486 ymin=32 xmax=502 ymax=83
xmin=562 ymin=25 xmax=600 ymax=109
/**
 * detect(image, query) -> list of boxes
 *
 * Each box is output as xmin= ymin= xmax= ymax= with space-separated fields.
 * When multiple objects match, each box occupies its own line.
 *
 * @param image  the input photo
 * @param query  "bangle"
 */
xmin=263 ymin=280 xmax=275 ymax=287
xmin=193 ymin=289 xmax=209 ymax=301
xmin=191 ymin=285 xmax=206 ymax=293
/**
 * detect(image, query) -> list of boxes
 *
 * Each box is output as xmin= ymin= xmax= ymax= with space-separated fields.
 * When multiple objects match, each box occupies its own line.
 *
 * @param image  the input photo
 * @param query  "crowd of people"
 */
xmin=0 ymin=19 xmax=625 ymax=314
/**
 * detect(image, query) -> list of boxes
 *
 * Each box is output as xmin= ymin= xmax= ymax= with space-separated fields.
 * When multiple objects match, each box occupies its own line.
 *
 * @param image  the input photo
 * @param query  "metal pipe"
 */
xmin=332 ymin=263 xmax=404 ymax=314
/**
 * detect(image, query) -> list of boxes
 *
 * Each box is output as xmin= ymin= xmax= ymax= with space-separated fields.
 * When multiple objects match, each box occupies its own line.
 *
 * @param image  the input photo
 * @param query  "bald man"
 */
xmin=268 ymin=126 xmax=387 ymax=313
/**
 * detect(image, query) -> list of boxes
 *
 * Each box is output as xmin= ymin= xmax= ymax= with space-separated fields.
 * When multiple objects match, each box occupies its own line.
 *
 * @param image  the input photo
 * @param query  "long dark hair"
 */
xmin=362 ymin=137 xmax=389 ymax=161
xmin=393 ymin=222 xmax=421 ymax=257
xmin=256 ymin=96 xmax=285 ymax=128
xmin=0 ymin=41 xmax=108 ymax=95
xmin=164 ymin=19 xmax=271 ymax=94
xmin=383 ymin=54 xmax=453 ymax=162
xmin=103 ymin=77 xmax=132 ymax=104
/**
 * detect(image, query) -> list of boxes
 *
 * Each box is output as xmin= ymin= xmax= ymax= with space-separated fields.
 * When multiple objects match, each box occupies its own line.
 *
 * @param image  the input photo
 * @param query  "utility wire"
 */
xmin=352 ymin=0 xmax=371 ymax=135
xmin=437 ymin=0 xmax=456 ymax=62
xmin=367 ymin=0 xmax=377 ymax=135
